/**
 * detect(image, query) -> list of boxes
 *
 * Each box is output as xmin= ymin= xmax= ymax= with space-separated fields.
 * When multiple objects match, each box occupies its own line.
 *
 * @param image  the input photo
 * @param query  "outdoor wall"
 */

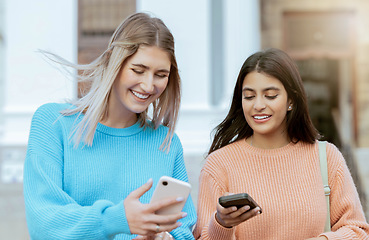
xmin=0 ymin=1 xmax=77 ymax=239
xmin=260 ymin=0 xmax=369 ymax=148
xmin=260 ymin=0 xmax=369 ymax=218
xmin=1 ymin=0 xmax=77 ymax=146
xmin=0 ymin=0 xmax=4 ymax=137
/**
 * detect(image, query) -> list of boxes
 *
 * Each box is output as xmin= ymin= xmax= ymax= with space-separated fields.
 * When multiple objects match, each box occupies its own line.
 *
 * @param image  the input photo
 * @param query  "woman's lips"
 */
xmin=252 ymin=114 xmax=271 ymax=123
xmin=131 ymin=90 xmax=150 ymax=100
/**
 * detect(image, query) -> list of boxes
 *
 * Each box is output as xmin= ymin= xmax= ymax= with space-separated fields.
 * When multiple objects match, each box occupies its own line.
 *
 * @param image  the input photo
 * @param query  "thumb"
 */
xmin=128 ymin=178 xmax=153 ymax=199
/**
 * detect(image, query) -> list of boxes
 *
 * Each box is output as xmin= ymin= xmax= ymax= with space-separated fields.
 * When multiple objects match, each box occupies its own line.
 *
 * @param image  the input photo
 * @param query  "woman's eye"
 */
xmin=243 ymin=96 xmax=254 ymax=100
xmin=266 ymin=95 xmax=278 ymax=99
xmin=156 ymin=74 xmax=169 ymax=78
xmin=132 ymin=69 xmax=143 ymax=74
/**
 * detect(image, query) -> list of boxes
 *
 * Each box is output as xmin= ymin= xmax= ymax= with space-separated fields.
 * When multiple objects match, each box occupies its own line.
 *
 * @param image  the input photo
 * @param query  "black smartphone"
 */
xmin=219 ymin=193 xmax=262 ymax=213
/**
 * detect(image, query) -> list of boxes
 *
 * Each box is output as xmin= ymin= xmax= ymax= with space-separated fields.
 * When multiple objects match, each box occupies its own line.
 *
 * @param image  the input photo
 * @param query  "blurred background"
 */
xmin=1 ymin=0 xmax=369 ymax=239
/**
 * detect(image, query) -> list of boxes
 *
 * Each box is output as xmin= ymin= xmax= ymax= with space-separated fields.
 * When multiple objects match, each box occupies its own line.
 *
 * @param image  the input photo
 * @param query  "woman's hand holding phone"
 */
xmin=124 ymin=178 xmax=186 ymax=237
xmin=215 ymin=193 xmax=261 ymax=228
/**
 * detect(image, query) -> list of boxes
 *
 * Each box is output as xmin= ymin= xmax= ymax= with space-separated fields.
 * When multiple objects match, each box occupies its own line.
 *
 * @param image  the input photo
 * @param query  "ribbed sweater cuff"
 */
xmin=101 ymin=200 xmax=130 ymax=237
xmin=321 ymin=229 xmax=354 ymax=240
xmin=208 ymin=212 xmax=235 ymax=239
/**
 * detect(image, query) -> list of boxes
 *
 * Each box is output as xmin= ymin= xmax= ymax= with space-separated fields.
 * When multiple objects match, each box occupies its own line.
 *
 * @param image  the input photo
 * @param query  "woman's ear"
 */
xmin=287 ymin=100 xmax=293 ymax=111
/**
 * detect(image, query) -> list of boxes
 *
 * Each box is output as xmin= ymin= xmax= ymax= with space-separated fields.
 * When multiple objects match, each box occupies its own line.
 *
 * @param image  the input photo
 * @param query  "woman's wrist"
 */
xmin=215 ymin=212 xmax=233 ymax=228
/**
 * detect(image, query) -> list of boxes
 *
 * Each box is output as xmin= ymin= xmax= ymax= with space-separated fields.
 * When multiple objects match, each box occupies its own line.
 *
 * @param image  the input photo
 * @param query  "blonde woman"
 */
xmin=23 ymin=12 xmax=196 ymax=240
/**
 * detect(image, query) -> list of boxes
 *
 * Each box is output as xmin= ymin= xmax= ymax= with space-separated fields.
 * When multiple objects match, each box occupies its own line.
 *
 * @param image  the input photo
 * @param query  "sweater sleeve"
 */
xmin=320 ymin=143 xmax=369 ymax=239
xmin=23 ymin=104 xmax=130 ymax=240
xmin=193 ymin=159 xmax=236 ymax=240
xmin=168 ymin=134 xmax=197 ymax=240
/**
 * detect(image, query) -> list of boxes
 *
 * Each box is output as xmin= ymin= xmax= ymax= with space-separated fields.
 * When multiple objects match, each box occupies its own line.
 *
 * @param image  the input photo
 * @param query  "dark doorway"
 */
xmin=296 ymin=59 xmax=341 ymax=147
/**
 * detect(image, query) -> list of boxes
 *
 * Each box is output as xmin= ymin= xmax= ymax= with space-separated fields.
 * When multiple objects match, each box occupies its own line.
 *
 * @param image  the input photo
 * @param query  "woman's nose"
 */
xmin=253 ymin=97 xmax=266 ymax=111
xmin=140 ymin=75 xmax=154 ymax=93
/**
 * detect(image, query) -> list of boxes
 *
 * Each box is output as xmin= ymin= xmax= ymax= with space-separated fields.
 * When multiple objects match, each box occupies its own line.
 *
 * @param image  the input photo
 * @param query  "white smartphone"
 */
xmin=150 ymin=176 xmax=192 ymax=215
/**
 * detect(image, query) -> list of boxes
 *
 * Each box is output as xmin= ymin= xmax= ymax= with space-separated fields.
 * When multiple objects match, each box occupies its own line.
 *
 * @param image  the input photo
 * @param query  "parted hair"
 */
xmin=45 ymin=12 xmax=180 ymax=151
xmin=208 ymin=48 xmax=320 ymax=155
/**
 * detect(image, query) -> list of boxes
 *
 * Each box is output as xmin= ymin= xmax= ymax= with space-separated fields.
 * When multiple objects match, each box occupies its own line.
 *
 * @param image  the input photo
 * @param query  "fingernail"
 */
xmin=176 ymin=197 xmax=184 ymax=202
xmin=146 ymin=178 xmax=153 ymax=185
xmin=182 ymin=212 xmax=187 ymax=217
xmin=178 ymin=222 xmax=182 ymax=227
xmin=243 ymin=206 xmax=250 ymax=211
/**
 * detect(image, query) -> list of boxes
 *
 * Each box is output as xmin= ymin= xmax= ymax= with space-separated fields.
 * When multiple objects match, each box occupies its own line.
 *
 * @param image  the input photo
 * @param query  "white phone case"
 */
xmin=150 ymin=176 xmax=191 ymax=215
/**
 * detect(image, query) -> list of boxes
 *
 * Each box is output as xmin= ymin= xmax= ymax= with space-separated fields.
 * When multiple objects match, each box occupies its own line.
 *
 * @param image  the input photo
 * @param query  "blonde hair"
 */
xmin=46 ymin=12 xmax=181 ymax=151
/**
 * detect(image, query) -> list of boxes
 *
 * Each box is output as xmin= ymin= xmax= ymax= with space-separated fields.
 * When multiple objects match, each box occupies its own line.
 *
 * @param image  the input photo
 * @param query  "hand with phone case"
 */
xmin=215 ymin=193 xmax=261 ymax=228
xmin=150 ymin=176 xmax=192 ymax=215
xmin=124 ymin=178 xmax=188 ymax=237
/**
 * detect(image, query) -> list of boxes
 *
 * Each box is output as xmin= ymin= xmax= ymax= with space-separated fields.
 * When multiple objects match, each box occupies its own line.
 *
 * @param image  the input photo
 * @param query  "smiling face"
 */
xmin=106 ymin=45 xmax=171 ymax=128
xmin=242 ymin=71 xmax=292 ymax=142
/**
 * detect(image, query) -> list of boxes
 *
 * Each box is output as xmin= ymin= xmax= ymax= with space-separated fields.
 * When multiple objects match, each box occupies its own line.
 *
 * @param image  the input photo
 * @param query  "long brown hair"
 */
xmin=208 ymin=48 xmax=320 ymax=155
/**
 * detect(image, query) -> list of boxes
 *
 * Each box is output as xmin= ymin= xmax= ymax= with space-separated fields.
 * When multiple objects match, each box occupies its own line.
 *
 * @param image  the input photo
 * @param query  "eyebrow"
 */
xmin=242 ymin=86 xmax=281 ymax=92
xmin=131 ymin=63 xmax=170 ymax=73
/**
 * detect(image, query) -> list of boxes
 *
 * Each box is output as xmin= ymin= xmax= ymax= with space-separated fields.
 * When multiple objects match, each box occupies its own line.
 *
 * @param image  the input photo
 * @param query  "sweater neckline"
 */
xmin=237 ymin=139 xmax=301 ymax=156
xmin=96 ymin=121 xmax=143 ymax=137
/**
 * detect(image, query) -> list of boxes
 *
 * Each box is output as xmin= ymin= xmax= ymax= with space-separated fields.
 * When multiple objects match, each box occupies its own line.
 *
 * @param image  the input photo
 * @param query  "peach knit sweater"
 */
xmin=194 ymin=140 xmax=369 ymax=239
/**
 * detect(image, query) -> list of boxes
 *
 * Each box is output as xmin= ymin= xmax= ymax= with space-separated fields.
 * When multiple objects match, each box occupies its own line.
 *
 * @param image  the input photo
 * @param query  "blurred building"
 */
xmin=260 ymin=0 xmax=369 ymax=218
xmin=1 ymin=0 xmax=369 ymax=239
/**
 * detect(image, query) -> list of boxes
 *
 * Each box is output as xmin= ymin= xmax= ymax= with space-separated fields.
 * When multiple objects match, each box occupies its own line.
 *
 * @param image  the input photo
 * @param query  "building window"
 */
xmin=78 ymin=0 xmax=136 ymax=96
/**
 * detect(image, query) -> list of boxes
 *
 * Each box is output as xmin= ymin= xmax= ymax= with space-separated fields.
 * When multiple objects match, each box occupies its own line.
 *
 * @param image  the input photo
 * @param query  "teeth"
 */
xmin=254 ymin=115 xmax=269 ymax=120
xmin=132 ymin=90 xmax=149 ymax=100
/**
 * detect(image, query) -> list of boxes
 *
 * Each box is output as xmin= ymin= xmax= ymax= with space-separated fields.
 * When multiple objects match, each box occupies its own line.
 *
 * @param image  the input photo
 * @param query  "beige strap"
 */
xmin=318 ymin=141 xmax=331 ymax=232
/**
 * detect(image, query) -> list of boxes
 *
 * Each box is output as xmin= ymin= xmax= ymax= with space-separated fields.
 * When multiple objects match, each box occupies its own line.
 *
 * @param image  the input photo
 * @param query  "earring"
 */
xmin=288 ymin=105 xmax=292 ymax=110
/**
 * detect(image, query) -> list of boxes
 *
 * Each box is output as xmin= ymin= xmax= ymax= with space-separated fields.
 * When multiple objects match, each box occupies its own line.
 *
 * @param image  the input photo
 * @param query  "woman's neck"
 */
xmin=100 ymin=104 xmax=138 ymax=128
xmin=100 ymin=115 xmax=137 ymax=128
xmin=101 ymin=97 xmax=138 ymax=128
xmin=248 ymin=133 xmax=291 ymax=149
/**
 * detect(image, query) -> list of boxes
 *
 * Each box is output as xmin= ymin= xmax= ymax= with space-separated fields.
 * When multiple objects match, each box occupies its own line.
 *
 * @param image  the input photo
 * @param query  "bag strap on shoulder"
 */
xmin=318 ymin=141 xmax=331 ymax=232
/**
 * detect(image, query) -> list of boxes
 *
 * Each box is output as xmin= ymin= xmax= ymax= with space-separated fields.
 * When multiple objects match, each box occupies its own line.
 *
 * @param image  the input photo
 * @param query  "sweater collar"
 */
xmin=96 ymin=121 xmax=143 ymax=137
xmin=238 ymin=139 xmax=302 ymax=156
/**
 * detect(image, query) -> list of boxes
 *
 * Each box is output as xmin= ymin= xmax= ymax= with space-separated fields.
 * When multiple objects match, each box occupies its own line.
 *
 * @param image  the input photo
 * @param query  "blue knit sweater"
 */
xmin=23 ymin=103 xmax=196 ymax=240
